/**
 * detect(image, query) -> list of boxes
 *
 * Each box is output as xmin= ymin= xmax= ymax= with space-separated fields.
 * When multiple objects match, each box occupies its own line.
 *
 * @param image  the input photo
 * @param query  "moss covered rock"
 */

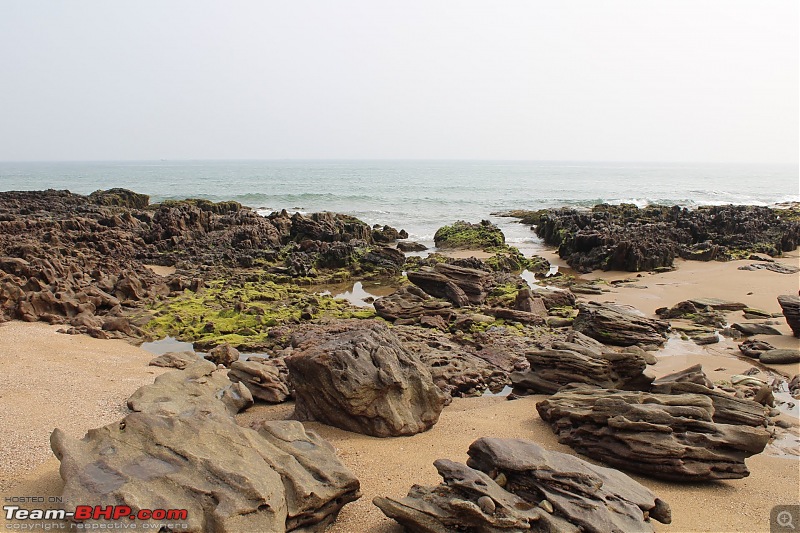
xmin=434 ymin=220 xmax=505 ymax=250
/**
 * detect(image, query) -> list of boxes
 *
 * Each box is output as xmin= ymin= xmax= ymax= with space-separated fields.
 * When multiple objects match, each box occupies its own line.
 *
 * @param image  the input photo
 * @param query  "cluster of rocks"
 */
xmin=738 ymin=339 xmax=800 ymax=365
xmin=517 ymin=203 xmax=800 ymax=272
xmin=375 ymin=438 xmax=671 ymax=532
xmin=52 ymin=361 xmax=361 ymax=532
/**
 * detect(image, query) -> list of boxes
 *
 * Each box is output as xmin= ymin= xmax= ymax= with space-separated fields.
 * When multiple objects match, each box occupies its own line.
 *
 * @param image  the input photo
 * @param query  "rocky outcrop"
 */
xmin=206 ymin=342 xmax=240 ymax=367
xmin=148 ymin=350 xmax=198 ymax=369
xmin=433 ymin=220 xmax=505 ymax=250
xmin=407 ymin=263 xmax=494 ymax=306
xmin=396 ymin=240 xmax=427 ymax=252
xmin=732 ymin=322 xmax=782 ymax=336
xmin=510 ymin=341 xmax=652 ymax=395
xmin=52 ymin=361 xmax=360 ymax=532
xmin=532 ymin=203 xmax=800 ymax=272
xmin=229 ymin=357 xmax=292 ymax=403
xmin=373 ymin=285 xmax=454 ymax=322
xmin=374 ymin=438 xmax=671 ymax=533
xmin=573 ymin=301 xmax=670 ymax=346
xmin=536 ymin=384 xmax=771 ymax=480
xmin=778 ymin=294 xmax=800 ymax=337
xmin=287 ymin=320 xmax=448 ymax=437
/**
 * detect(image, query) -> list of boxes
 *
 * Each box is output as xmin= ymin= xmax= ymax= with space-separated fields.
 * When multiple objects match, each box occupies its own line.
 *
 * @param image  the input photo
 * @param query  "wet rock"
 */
xmin=229 ymin=357 xmax=292 ymax=403
xmin=759 ymin=349 xmax=800 ymax=365
xmin=573 ymin=301 xmax=670 ymax=346
xmin=407 ymin=263 xmax=494 ymax=306
xmin=396 ymin=240 xmax=428 ymax=252
xmin=738 ymin=339 xmax=775 ymax=358
xmin=778 ymin=294 xmax=800 ymax=337
xmin=148 ymin=350 xmax=198 ymax=369
xmin=287 ymin=320 xmax=448 ymax=437
xmin=433 ymin=220 xmax=505 ymax=250
xmin=536 ymin=384 xmax=770 ymax=480
xmin=374 ymin=438 xmax=671 ymax=533
xmin=732 ymin=323 xmax=782 ymax=336
xmin=373 ymin=285 xmax=454 ymax=322
xmin=206 ymin=342 xmax=240 ymax=367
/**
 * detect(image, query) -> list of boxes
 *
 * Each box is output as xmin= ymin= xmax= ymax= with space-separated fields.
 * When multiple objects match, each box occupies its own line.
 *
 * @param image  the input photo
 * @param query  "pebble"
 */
xmin=494 ymin=472 xmax=507 ymax=487
xmin=477 ymin=495 xmax=496 ymax=514
xmin=539 ymin=499 xmax=554 ymax=513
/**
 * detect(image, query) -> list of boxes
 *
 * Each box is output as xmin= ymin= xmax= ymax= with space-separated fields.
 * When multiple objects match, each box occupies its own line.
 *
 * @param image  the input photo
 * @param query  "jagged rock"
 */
xmin=407 ymin=263 xmax=494 ymax=306
xmin=397 ymin=241 xmax=428 ymax=252
xmin=375 ymin=438 xmax=671 ymax=533
xmin=287 ymin=320 xmax=448 ymax=437
xmin=148 ymin=350 xmax=198 ymax=369
xmin=433 ymin=220 xmax=505 ymax=250
xmin=373 ymin=285 xmax=453 ymax=322
xmin=511 ymin=341 xmax=652 ymax=395
xmin=739 ymin=262 xmax=800 ymax=274
xmin=732 ymin=322 xmax=782 ymax=336
xmin=778 ymin=294 xmax=800 ymax=337
xmin=371 ymin=224 xmax=404 ymax=243
xmin=536 ymin=384 xmax=771 ymax=480
xmin=484 ymin=307 xmax=545 ymax=325
xmin=88 ymin=188 xmax=150 ymax=209
xmin=513 ymin=288 xmax=548 ymax=316
xmin=687 ymin=298 xmax=747 ymax=311
xmin=650 ymin=365 xmax=768 ymax=427
xmin=738 ymin=339 xmax=776 ymax=358
xmin=573 ymin=301 xmax=669 ymax=346
xmin=229 ymin=357 xmax=292 ymax=403
xmin=206 ymin=342 xmax=240 ymax=367
xmin=759 ymin=349 xmax=800 ymax=364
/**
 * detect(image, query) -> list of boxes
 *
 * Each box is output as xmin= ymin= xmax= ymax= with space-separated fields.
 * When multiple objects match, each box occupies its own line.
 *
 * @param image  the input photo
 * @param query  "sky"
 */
xmin=0 ymin=1 xmax=797 ymax=164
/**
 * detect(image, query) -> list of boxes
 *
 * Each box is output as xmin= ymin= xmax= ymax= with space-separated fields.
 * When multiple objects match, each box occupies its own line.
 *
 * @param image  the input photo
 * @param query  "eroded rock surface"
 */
xmin=778 ymin=294 xmax=800 ymax=337
xmin=573 ymin=301 xmax=669 ymax=347
xmin=229 ymin=356 xmax=292 ymax=403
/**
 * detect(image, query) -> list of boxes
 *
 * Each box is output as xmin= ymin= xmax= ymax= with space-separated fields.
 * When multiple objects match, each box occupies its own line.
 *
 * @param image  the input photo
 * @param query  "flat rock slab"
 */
xmin=573 ymin=301 xmax=669 ymax=347
xmin=148 ymin=350 xmax=198 ymax=369
xmin=687 ymin=298 xmax=748 ymax=311
xmin=732 ymin=322 xmax=783 ymax=336
xmin=287 ymin=320 xmax=448 ymax=437
xmin=536 ymin=384 xmax=770 ymax=481
xmin=374 ymin=438 xmax=671 ymax=533
xmin=759 ymin=349 xmax=800 ymax=364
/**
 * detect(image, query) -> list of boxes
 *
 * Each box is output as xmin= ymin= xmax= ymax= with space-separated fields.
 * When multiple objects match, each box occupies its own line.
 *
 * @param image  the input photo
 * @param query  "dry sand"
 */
xmin=1 ymin=253 xmax=799 ymax=532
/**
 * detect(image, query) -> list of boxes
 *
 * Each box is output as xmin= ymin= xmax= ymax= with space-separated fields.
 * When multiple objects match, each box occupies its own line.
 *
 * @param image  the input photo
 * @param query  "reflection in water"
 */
xmin=318 ymin=281 xmax=396 ymax=308
xmin=140 ymin=336 xmax=194 ymax=355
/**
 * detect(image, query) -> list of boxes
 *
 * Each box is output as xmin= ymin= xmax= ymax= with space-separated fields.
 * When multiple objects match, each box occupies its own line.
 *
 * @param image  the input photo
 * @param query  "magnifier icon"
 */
xmin=778 ymin=510 xmax=795 ymax=529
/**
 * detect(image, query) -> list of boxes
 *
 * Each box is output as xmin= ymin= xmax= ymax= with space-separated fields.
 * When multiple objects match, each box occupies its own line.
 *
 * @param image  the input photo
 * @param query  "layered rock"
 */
xmin=778 ymin=294 xmax=800 ymax=337
xmin=148 ymin=350 xmax=198 ymax=369
xmin=53 ymin=361 xmax=360 ymax=532
xmin=573 ymin=301 xmax=669 ymax=346
xmin=229 ymin=357 xmax=292 ymax=403
xmin=373 ymin=285 xmax=454 ymax=322
xmin=407 ymin=263 xmax=494 ymax=307
xmin=433 ymin=220 xmax=505 ymax=250
xmin=287 ymin=320 xmax=448 ymax=437
xmin=536 ymin=384 xmax=771 ymax=480
xmin=374 ymin=438 xmax=671 ymax=533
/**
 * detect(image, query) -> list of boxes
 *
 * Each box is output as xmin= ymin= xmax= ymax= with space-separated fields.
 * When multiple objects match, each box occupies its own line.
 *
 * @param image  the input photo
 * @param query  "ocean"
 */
xmin=1 ymin=160 xmax=797 ymax=252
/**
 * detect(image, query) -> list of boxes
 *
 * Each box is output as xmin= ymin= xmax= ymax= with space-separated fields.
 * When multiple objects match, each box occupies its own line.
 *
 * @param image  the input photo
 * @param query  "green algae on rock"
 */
xmin=433 ymin=220 xmax=505 ymax=250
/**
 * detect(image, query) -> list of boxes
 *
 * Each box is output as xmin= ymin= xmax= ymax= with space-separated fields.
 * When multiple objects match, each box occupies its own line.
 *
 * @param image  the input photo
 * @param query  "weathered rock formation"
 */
xmin=573 ymin=301 xmax=669 ymax=346
xmin=148 ymin=350 xmax=198 ymax=369
xmin=52 ymin=361 xmax=360 ymax=532
xmin=206 ymin=342 xmax=240 ymax=367
xmin=287 ymin=320 xmax=448 ymax=437
xmin=536 ymin=384 xmax=770 ymax=480
xmin=229 ymin=356 xmax=293 ymax=403
xmin=407 ymin=263 xmax=494 ymax=307
xmin=778 ymin=294 xmax=800 ymax=337
xmin=374 ymin=438 xmax=671 ymax=533
xmin=433 ymin=220 xmax=505 ymax=250
xmin=373 ymin=285 xmax=454 ymax=322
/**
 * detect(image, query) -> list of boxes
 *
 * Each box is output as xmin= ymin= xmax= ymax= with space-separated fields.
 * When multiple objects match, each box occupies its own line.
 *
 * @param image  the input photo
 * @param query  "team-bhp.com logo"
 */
xmin=4 ymin=505 xmax=188 ymax=529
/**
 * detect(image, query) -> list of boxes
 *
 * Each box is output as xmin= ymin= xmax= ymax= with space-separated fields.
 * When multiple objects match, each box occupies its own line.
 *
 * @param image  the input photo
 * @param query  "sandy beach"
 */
xmin=1 ymin=253 xmax=799 ymax=532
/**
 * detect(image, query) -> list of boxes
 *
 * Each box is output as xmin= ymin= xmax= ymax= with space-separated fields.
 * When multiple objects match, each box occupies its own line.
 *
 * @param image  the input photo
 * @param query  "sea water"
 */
xmin=1 ymin=160 xmax=797 ymax=251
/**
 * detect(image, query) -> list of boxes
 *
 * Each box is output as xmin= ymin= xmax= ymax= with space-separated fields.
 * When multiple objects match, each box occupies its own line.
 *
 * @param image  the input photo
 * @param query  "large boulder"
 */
xmin=778 ymin=294 xmax=800 ymax=337
xmin=52 ymin=362 xmax=360 ymax=532
xmin=536 ymin=384 xmax=770 ymax=481
xmin=287 ymin=320 xmax=448 ymax=437
xmin=374 ymin=438 xmax=671 ymax=533
xmin=433 ymin=220 xmax=505 ymax=250
xmin=573 ymin=301 xmax=669 ymax=346
xmin=407 ymin=263 xmax=494 ymax=306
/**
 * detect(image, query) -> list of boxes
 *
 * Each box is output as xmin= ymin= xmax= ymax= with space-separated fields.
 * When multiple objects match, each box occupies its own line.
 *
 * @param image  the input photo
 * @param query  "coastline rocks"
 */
xmin=407 ymin=263 xmax=494 ymax=306
xmin=287 ymin=320 xmax=448 ymax=437
xmin=206 ymin=342 xmax=240 ymax=367
xmin=759 ymin=349 xmax=800 ymax=365
xmin=229 ymin=357 xmax=293 ymax=403
xmin=374 ymin=438 xmax=671 ymax=533
xmin=148 ymin=350 xmax=198 ymax=369
xmin=373 ymin=286 xmax=454 ymax=322
xmin=510 ymin=341 xmax=652 ymax=395
xmin=738 ymin=339 xmax=775 ymax=358
xmin=778 ymin=294 xmax=800 ymax=337
xmin=396 ymin=240 xmax=427 ymax=252
xmin=536 ymin=384 xmax=771 ymax=480
xmin=573 ymin=301 xmax=670 ymax=346
xmin=433 ymin=220 xmax=505 ymax=250
xmin=732 ymin=322 xmax=782 ymax=336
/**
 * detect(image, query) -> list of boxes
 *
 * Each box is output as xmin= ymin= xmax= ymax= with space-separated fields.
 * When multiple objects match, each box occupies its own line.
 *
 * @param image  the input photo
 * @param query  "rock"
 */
xmin=148 ymin=350 xmax=198 ymax=369
xmin=407 ymin=263 xmax=494 ymax=306
xmin=373 ymin=285 xmax=454 ymax=322
xmin=371 ymin=224 xmax=403 ymax=243
xmin=778 ymin=294 xmax=800 ymax=337
xmin=287 ymin=320 xmax=448 ymax=437
xmin=536 ymin=384 xmax=771 ymax=480
xmin=206 ymin=342 xmax=240 ymax=367
xmin=732 ymin=322 xmax=782 ymax=336
xmin=513 ymin=288 xmax=548 ymax=316
xmin=739 ymin=262 xmax=800 ymax=274
xmin=88 ymin=188 xmax=150 ymax=209
xmin=433 ymin=220 xmax=505 ymax=250
xmin=759 ymin=349 xmax=800 ymax=364
xmin=533 ymin=287 xmax=576 ymax=309
xmin=573 ymin=301 xmax=670 ymax=346
xmin=687 ymin=298 xmax=748 ymax=311
xmin=483 ymin=307 xmax=545 ymax=325
xmin=397 ymin=241 xmax=428 ymax=252
xmin=511 ymin=341 xmax=652 ymax=394
xmin=656 ymin=300 xmax=726 ymax=328
xmin=419 ymin=314 xmax=448 ymax=330
xmin=229 ymin=357 xmax=292 ymax=403
xmin=738 ymin=339 xmax=775 ymax=358
xmin=375 ymin=438 xmax=671 ymax=533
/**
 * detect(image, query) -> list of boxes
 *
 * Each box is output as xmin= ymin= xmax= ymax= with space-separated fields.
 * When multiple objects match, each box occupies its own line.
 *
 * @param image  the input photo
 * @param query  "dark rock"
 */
xmin=738 ymin=262 xmax=800 ymax=274
xmin=375 ymin=438 xmax=671 ymax=533
xmin=739 ymin=339 xmax=775 ymax=358
xmin=148 ymin=350 xmax=198 ymax=369
xmin=536 ymin=384 xmax=770 ymax=480
xmin=88 ymin=188 xmax=149 ymax=209
xmin=206 ymin=342 xmax=240 ymax=367
xmin=732 ymin=323 xmax=782 ymax=336
xmin=287 ymin=320 xmax=448 ymax=437
xmin=483 ymin=307 xmax=545 ymax=325
xmin=759 ymin=349 xmax=800 ymax=364
xmin=573 ymin=301 xmax=669 ymax=346
xmin=396 ymin=240 xmax=428 ymax=252
xmin=778 ymin=294 xmax=800 ymax=337
xmin=373 ymin=285 xmax=453 ymax=322
xmin=371 ymin=224 xmax=403 ymax=243
xmin=229 ymin=357 xmax=292 ymax=403
xmin=407 ymin=263 xmax=494 ymax=306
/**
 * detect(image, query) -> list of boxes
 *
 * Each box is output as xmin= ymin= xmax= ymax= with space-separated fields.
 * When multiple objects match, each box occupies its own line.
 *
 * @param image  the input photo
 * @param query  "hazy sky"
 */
xmin=0 ymin=1 xmax=797 ymax=163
